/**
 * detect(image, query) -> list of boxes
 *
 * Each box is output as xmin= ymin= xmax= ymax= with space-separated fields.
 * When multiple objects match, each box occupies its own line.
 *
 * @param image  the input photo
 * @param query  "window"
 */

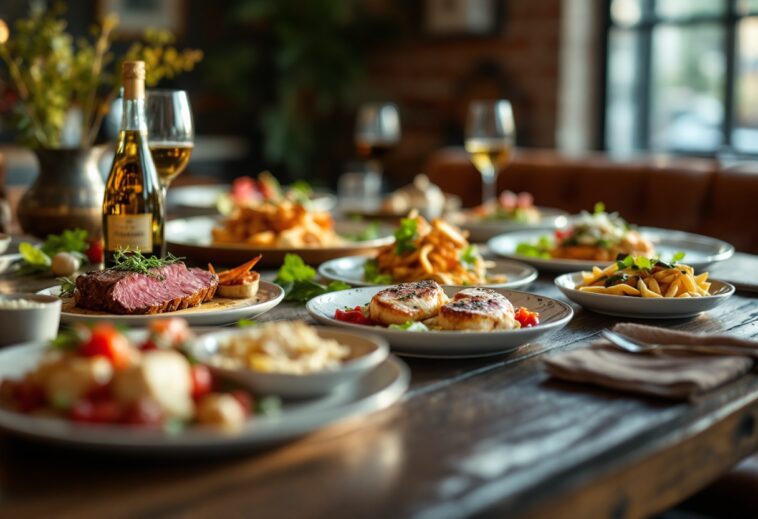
xmin=604 ymin=0 xmax=758 ymax=155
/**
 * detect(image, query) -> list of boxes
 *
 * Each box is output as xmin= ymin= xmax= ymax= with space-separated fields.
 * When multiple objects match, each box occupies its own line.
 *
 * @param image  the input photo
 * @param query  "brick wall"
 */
xmin=361 ymin=0 xmax=563 ymax=186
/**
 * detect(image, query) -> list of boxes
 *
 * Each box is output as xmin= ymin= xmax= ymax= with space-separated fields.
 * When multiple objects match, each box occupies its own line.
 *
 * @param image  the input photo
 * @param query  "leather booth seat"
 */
xmin=424 ymin=147 xmax=758 ymax=253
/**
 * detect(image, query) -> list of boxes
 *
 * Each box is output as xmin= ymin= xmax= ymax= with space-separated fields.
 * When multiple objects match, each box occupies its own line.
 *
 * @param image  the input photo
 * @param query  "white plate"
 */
xmin=168 ymin=185 xmax=337 ymax=213
xmin=488 ymin=227 xmax=735 ymax=273
xmin=37 ymin=281 xmax=285 ymax=327
xmin=306 ymin=286 xmax=573 ymax=358
xmin=166 ymin=216 xmax=394 ymax=267
xmin=554 ymin=272 xmax=735 ymax=319
xmin=318 ymin=255 xmax=538 ymax=290
xmin=455 ymin=207 xmax=569 ymax=242
xmin=188 ymin=327 xmax=390 ymax=398
xmin=0 ymin=340 xmax=409 ymax=454
xmin=0 ymin=233 xmax=10 ymax=254
xmin=0 ymin=253 xmax=20 ymax=274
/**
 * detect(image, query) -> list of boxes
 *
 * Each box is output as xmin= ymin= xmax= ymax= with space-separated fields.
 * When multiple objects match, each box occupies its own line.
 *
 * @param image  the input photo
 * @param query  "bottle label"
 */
xmin=107 ymin=214 xmax=153 ymax=251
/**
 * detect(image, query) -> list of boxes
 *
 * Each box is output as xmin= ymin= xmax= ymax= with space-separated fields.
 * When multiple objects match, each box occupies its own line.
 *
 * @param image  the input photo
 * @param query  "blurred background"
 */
xmin=2 ymin=0 xmax=758 ymax=188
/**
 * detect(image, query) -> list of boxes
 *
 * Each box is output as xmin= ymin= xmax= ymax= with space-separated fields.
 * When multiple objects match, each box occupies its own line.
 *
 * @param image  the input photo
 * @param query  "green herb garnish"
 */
xmin=274 ymin=254 xmax=350 ymax=303
xmin=388 ymin=321 xmax=429 ymax=332
xmin=57 ymin=276 xmax=76 ymax=298
xmin=394 ymin=218 xmax=418 ymax=255
xmin=289 ymin=180 xmax=312 ymax=205
xmin=460 ymin=244 xmax=480 ymax=271
xmin=516 ymin=235 xmax=553 ymax=259
xmin=18 ymin=242 xmax=51 ymax=273
xmin=363 ymin=258 xmax=394 ymax=284
xmin=594 ymin=201 xmax=606 ymax=214
xmin=671 ymin=251 xmax=686 ymax=263
xmin=110 ymin=249 xmax=183 ymax=277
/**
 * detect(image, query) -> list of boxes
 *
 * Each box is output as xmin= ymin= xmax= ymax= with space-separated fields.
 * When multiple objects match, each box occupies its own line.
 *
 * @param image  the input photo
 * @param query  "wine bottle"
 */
xmin=102 ymin=60 xmax=164 ymax=266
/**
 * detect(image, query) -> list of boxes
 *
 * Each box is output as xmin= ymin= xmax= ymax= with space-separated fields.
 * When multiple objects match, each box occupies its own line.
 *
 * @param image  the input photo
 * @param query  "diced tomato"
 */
xmin=190 ymin=365 xmax=213 ymax=399
xmin=86 ymin=239 xmax=104 ymax=264
xmin=334 ymin=306 xmax=372 ymax=326
xmin=123 ymin=398 xmax=164 ymax=426
xmin=514 ymin=307 xmax=540 ymax=328
xmin=149 ymin=318 xmax=190 ymax=347
xmin=70 ymin=398 xmax=125 ymax=424
xmin=230 ymin=390 xmax=252 ymax=417
xmin=554 ymin=228 xmax=572 ymax=242
xmin=80 ymin=323 xmax=132 ymax=369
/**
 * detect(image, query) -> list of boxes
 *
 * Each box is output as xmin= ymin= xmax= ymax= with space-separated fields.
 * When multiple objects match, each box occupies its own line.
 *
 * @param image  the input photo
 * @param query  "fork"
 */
xmin=600 ymin=329 xmax=758 ymax=358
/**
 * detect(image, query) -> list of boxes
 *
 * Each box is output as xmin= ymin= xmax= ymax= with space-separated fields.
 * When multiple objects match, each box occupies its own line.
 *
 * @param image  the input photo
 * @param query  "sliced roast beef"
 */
xmin=74 ymin=263 xmax=219 ymax=315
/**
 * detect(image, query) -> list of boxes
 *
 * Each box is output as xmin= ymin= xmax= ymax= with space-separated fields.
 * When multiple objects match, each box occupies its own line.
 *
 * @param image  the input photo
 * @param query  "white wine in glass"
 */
xmin=464 ymin=100 xmax=515 ymax=207
xmin=146 ymin=90 xmax=194 ymax=192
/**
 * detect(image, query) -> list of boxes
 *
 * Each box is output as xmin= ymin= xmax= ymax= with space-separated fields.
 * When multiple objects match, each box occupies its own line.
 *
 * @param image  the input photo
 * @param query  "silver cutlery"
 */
xmin=600 ymin=329 xmax=758 ymax=358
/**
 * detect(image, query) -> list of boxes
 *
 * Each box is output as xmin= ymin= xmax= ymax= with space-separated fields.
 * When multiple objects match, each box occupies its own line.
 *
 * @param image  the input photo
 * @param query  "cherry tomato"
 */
xmin=123 ymin=398 xmax=164 ymax=426
xmin=230 ymin=176 xmax=260 ymax=203
xmin=80 ymin=323 xmax=132 ymax=369
xmin=230 ymin=390 xmax=253 ymax=417
xmin=190 ymin=365 xmax=213 ymax=399
xmin=334 ymin=306 xmax=372 ymax=326
xmin=499 ymin=190 xmax=517 ymax=210
xmin=514 ymin=307 xmax=540 ymax=328
xmin=86 ymin=239 xmax=104 ymax=264
xmin=70 ymin=399 xmax=124 ymax=423
xmin=149 ymin=318 xmax=190 ymax=347
xmin=138 ymin=339 xmax=158 ymax=352
xmin=516 ymin=192 xmax=534 ymax=208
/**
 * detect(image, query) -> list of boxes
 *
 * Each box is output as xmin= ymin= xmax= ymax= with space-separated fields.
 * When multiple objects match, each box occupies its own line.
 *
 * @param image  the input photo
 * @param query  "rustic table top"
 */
xmin=0 ymin=254 xmax=757 ymax=518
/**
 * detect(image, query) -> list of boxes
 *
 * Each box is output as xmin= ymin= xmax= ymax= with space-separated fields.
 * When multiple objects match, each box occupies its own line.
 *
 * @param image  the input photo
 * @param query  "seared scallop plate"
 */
xmin=306 ymin=286 xmax=573 ymax=358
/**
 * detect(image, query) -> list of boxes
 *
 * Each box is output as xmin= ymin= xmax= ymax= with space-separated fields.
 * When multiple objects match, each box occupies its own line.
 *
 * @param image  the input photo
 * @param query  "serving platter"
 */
xmin=318 ymin=255 xmax=538 ymax=290
xmin=166 ymin=216 xmax=394 ymax=267
xmin=452 ymin=207 xmax=569 ymax=243
xmin=306 ymin=286 xmax=573 ymax=358
xmin=0 ymin=339 xmax=409 ymax=454
xmin=38 ymin=281 xmax=284 ymax=327
xmin=168 ymin=184 xmax=337 ymax=215
xmin=488 ymin=227 xmax=735 ymax=273
xmin=554 ymin=272 xmax=735 ymax=319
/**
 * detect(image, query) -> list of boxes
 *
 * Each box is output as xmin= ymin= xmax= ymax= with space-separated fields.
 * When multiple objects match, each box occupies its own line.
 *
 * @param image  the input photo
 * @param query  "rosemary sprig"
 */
xmin=110 ymin=248 xmax=184 ymax=277
xmin=57 ymin=276 xmax=77 ymax=298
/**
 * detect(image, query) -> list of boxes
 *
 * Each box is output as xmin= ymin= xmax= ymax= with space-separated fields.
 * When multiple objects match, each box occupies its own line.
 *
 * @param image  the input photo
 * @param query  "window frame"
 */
xmin=601 ymin=0 xmax=758 ymax=156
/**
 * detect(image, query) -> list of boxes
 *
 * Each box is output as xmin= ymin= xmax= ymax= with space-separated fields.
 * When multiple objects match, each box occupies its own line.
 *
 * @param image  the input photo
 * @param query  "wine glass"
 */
xmin=354 ymin=102 xmax=401 ymax=174
xmin=146 ymin=89 xmax=194 ymax=201
xmin=464 ymin=99 xmax=515 ymax=207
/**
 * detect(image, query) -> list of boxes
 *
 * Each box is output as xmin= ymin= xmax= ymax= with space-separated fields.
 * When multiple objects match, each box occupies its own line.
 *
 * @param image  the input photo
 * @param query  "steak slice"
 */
xmin=75 ymin=263 xmax=219 ymax=315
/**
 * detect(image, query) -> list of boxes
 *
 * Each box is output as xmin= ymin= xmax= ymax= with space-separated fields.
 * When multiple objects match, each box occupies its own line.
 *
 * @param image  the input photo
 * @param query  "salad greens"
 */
xmin=394 ymin=218 xmax=418 ymax=255
xmin=274 ymin=254 xmax=350 ymax=303
xmin=515 ymin=235 xmax=553 ymax=259
xmin=388 ymin=321 xmax=429 ymax=332
xmin=17 ymin=228 xmax=90 ymax=275
xmin=363 ymin=258 xmax=394 ymax=284
xmin=615 ymin=252 xmax=686 ymax=271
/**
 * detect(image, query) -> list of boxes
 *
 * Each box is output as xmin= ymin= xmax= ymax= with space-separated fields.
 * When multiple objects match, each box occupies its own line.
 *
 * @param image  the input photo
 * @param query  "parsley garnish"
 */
xmin=363 ymin=258 xmax=394 ymax=284
xmin=394 ymin=218 xmax=418 ymax=255
xmin=460 ymin=244 xmax=480 ymax=271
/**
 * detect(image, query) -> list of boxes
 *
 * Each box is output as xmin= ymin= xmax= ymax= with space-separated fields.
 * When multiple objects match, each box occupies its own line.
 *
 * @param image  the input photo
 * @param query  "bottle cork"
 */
xmin=122 ymin=60 xmax=145 ymax=100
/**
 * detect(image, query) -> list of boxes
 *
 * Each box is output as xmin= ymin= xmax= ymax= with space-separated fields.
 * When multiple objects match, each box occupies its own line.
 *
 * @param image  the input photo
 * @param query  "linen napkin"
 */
xmin=543 ymin=323 xmax=756 ymax=400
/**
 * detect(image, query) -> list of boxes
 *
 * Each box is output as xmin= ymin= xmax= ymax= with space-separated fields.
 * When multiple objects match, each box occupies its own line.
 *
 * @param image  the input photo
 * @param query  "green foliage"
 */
xmin=0 ymin=5 xmax=202 ymax=149
xmin=516 ymin=236 xmax=553 ymax=259
xmin=388 ymin=321 xmax=429 ymax=332
xmin=274 ymin=253 xmax=350 ymax=303
xmin=459 ymin=245 xmax=480 ymax=271
xmin=41 ymin=228 xmax=88 ymax=257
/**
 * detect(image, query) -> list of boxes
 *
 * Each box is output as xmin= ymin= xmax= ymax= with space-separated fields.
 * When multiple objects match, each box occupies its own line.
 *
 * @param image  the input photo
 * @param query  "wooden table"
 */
xmin=0 ymin=256 xmax=757 ymax=518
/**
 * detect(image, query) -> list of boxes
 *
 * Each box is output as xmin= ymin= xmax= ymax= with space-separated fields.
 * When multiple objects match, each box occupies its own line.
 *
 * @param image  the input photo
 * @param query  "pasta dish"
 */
xmin=576 ymin=255 xmax=711 ymax=298
xmin=365 ymin=212 xmax=505 ymax=285
xmin=212 ymin=200 xmax=343 ymax=248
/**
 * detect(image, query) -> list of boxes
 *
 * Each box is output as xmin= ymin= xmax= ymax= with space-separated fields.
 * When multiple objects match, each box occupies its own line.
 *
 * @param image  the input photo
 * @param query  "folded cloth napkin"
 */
xmin=544 ymin=323 xmax=756 ymax=400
